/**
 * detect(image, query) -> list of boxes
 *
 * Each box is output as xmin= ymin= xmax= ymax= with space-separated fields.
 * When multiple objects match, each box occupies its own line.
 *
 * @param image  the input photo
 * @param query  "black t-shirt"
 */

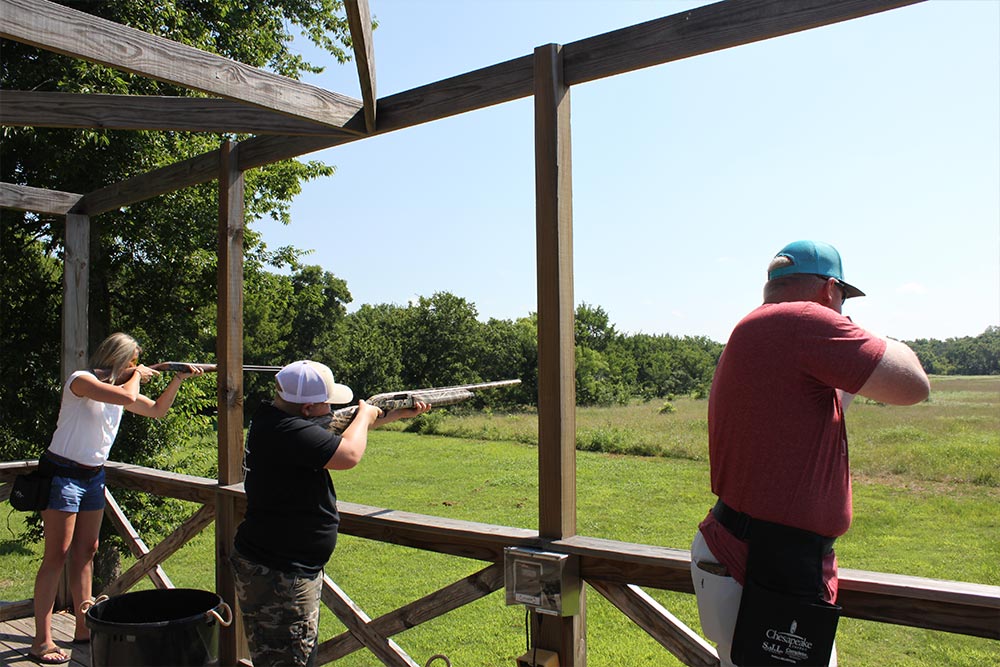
xmin=234 ymin=401 xmax=343 ymax=576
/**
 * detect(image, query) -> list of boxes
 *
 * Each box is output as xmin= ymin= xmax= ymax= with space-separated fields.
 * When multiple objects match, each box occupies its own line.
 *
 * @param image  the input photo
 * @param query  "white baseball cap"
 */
xmin=275 ymin=360 xmax=353 ymax=404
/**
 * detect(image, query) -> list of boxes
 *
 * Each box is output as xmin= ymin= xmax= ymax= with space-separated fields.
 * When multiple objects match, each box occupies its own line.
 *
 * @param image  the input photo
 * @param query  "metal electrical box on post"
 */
xmin=503 ymin=547 xmax=580 ymax=617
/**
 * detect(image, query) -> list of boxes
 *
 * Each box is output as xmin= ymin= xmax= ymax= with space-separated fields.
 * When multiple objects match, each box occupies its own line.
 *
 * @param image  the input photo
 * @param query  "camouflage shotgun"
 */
xmin=324 ymin=379 xmax=522 ymax=435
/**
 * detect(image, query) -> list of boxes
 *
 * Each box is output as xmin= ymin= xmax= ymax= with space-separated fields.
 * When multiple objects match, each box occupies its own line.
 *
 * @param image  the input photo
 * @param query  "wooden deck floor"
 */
xmin=1 ymin=611 xmax=90 ymax=667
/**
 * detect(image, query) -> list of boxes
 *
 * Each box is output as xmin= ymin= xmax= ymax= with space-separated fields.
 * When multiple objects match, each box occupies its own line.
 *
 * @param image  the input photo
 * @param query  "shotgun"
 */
xmin=93 ymin=362 xmax=281 ymax=382
xmin=322 ymin=379 xmax=522 ymax=434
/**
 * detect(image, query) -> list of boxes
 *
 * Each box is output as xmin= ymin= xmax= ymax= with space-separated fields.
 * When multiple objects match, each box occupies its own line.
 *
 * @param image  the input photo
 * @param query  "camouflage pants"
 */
xmin=231 ymin=550 xmax=323 ymax=667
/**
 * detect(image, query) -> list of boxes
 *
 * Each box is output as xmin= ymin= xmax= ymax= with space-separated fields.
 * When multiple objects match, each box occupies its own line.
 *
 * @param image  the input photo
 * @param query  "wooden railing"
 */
xmin=2 ymin=459 xmax=999 ymax=666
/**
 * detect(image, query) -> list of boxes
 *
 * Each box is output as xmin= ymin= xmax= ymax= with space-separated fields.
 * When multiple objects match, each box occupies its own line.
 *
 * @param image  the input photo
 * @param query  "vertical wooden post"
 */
xmin=216 ymin=140 xmax=247 ymax=666
xmin=534 ymin=43 xmax=586 ymax=666
xmin=61 ymin=213 xmax=89 ymax=382
xmin=57 ymin=212 xmax=89 ymax=611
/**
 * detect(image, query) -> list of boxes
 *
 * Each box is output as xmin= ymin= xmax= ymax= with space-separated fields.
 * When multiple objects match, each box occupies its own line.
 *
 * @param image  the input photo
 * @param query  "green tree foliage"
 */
xmin=907 ymin=326 xmax=1000 ymax=376
xmin=1 ymin=0 xmax=352 ymax=555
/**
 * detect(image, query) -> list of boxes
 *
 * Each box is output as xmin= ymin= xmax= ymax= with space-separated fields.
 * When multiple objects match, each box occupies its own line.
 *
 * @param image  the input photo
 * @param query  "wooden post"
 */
xmin=61 ymin=213 xmax=89 ymax=382
xmin=534 ymin=43 xmax=586 ymax=666
xmin=216 ymin=139 xmax=247 ymax=666
xmin=56 ymin=212 xmax=89 ymax=612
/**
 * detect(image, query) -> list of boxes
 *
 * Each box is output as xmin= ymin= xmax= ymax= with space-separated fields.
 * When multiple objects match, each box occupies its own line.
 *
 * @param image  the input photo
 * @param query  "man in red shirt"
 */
xmin=691 ymin=240 xmax=929 ymax=666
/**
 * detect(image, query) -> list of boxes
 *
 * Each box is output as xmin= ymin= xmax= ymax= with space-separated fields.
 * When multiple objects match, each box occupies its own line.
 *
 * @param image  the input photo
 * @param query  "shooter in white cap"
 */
xmin=231 ymin=360 xmax=430 ymax=667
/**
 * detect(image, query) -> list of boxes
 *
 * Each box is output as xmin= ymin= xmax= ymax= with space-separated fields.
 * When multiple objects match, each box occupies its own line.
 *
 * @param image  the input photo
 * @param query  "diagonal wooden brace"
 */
xmin=589 ymin=579 xmax=719 ymax=667
xmin=321 ymin=575 xmax=420 ymax=667
xmin=319 ymin=563 xmax=504 ymax=662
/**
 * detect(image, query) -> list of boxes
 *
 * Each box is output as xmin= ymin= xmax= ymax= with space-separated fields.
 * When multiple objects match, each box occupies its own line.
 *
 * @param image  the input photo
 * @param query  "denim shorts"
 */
xmin=48 ymin=467 xmax=106 ymax=512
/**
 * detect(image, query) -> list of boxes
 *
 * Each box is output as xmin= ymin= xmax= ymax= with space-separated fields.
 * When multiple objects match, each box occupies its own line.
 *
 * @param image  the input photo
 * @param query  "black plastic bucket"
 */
xmin=85 ymin=588 xmax=232 ymax=667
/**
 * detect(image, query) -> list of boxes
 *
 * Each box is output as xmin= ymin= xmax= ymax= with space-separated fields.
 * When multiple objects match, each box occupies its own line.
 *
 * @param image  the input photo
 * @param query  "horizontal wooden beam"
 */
xmin=0 ymin=182 xmax=83 ymax=215
xmin=0 ymin=0 xmax=365 ymax=131
xmin=5 ymin=0 xmax=927 ymax=212
xmin=7 ymin=450 xmax=999 ymax=641
xmin=234 ymin=0 xmax=925 ymax=171
xmin=0 ymin=91 xmax=353 ymax=136
xmin=560 ymin=0 xmax=925 ymax=86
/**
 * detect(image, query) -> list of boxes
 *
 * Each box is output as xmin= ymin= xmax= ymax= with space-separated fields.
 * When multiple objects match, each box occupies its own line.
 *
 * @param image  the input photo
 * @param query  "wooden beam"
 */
xmin=3 ymin=461 xmax=999 ymax=639
xmin=345 ymin=0 xmax=377 ymax=133
xmin=589 ymin=581 xmax=718 ymax=667
xmin=320 ymin=563 xmax=504 ymax=662
xmin=102 ymin=489 xmax=175 ymax=592
xmin=13 ymin=0 xmax=924 ymax=213
xmin=234 ymin=0 xmax=925 ymax=171
xmin=0 ymin=0 xmax=365 ymax=131
xmin=321 ymin=576 xmax=420 ymax=667
xmin=102 ymin=503 xmax=216 ymax=598
xmin=61 ymin=213 xmax=88 ymax=381
xmin=0 ymin=91 xmax=353 ymax=136
xmin=102 ymin=461 xmax=219 ymax=504
xmin=0 ymin=183 xmax=83 ymax=215
xmin=76 ymin=151 xmax=220 ymax=216
xmin=560 ymin=0 xmax=925 ymax=86
xmin=216 ymin=139 xmax=247 ymax=667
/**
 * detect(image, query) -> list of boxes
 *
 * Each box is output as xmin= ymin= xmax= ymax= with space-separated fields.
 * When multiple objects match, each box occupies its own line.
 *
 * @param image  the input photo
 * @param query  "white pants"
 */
xmin=690 ymin=530 xmax=837 ymax=667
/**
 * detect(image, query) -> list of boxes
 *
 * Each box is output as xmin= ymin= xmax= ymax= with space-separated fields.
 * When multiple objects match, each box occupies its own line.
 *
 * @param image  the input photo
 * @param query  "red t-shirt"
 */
xmin=702 ymin=301 xmax=885 ymax=595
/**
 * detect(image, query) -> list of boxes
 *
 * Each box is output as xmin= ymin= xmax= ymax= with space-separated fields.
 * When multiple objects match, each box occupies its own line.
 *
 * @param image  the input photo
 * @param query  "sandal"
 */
xmin=28 ymin=646 xmax=71 ymax=665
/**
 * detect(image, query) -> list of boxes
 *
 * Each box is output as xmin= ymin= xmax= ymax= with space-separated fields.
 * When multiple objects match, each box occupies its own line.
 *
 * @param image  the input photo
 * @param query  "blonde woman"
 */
xmin=29 ymin=333 xmax=202 ymax=665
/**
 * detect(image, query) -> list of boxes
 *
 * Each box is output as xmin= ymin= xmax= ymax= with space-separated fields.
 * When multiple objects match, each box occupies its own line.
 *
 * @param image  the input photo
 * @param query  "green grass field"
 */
xmin=2 ymin=376 xmax=997 ymax=665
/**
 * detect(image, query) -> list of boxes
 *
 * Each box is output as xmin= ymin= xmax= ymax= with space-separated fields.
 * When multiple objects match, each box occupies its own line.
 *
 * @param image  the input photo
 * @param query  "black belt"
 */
xmin=712 ymin=500 xmax=835 ymax=555
xmin=40 ymin=452 xmax=104 ymax=480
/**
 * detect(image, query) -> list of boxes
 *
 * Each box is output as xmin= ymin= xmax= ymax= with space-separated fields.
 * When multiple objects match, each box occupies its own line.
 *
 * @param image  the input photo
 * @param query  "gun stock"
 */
xmin=325 ymin=379 xmax=521 ymax=434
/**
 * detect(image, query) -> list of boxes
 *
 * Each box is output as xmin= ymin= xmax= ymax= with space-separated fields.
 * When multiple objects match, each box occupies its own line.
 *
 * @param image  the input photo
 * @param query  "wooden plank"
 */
xmin=102 ymin=461 xmax=218 ymax=504
xmin=10 ymin=462 xmax=997 ymax=639
xmin=336 ymin=501 xmax=540 ymax=562
xmin=838 ymin=569 xmax=1000 ymax=639
xmin=76 ymin=150 xmax=220 ymax=216
xmin=102 ymin=489 xmax=173 ymax=591
xmin=0 ymin=0 xmax=365 ymax=130
xmin=0 ymin=600 xmax=33 ymax=622
xmin=561 ymin=0 xmax=924 ymax=86
xmin=321 ymin=576 xmax=420 ymax=667
xmin=26 ymin=0 xmax=925 ymax=212
xmin=102 ymin=503 xmax=215 ymax=597
xmin=234 ymin=0 xmax=924 ymax=171
xmin=589 ymin=580 xmax=718 ymax=667
xmin=556 ymin=535 xmax=695 ymax=592
xmin=61 ymin=213 xmax=88 ymax=381
xmin=216 ymin=139 xmax=248 ymax=667
xmin=0 ymin=91 xmax=353 ymax=136
xmin=320 ymin=563 xmax=504 ymax=661
xmin=0 ymin=182 xmax=82 ymax=215
xmin=345 ymin=0 xmax=377 ymax=133
xmin=2 ymin=612 xmax=88 ymax=666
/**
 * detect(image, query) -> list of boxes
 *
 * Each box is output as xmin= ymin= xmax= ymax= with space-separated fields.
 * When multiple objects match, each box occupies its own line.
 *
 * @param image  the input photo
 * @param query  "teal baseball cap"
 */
xmin=767 ymin=240 xmax=865 ymax=299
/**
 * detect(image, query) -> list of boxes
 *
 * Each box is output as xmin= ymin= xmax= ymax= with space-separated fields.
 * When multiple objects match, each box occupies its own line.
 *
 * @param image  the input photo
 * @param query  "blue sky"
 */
xmin=259 ymin=0 xmax=999 ymax=344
